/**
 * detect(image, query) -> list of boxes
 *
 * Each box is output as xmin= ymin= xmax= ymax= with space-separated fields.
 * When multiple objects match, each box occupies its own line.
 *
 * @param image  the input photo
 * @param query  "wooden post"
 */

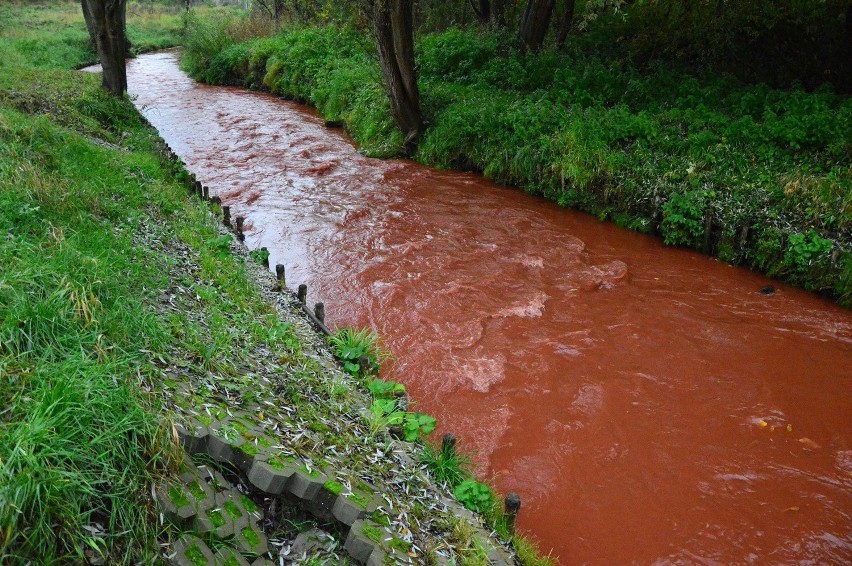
xmin=202 ymin=186 xmax=209 ymax=200
xmin=441 ymin=433 xmax=456 ymax=456
xmin=222 ymin=205 xmax=231 ymax=226
xmin=297 ymin=284 xmax=307 ymax=305
xmin=260 ymin=247 xmax=269 ymax=268
xmin=358 ymin=355 xmax=371 ymax=376
xmin=314 ymin=302 xmax=325 ymax=324
xmin=235 ymin=216 xmax=245 ymax=242
xmin=504 ymin=493 xmax=521 ymax=535
xmin=702 ymin=206 xmax=713 ymax=255
xmin=275 ymin=264 xmax=286 ymax=284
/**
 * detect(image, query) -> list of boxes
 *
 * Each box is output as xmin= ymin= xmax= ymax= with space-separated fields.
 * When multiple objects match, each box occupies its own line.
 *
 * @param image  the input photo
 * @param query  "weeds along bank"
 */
xmin=182 ymin=13 xmax=852 ymax=307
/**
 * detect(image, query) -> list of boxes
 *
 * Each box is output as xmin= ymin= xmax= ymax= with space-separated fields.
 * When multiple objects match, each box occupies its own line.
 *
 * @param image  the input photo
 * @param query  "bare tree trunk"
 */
xmin=491 ymin=0 xmax=511 ymax=27
xmin=372 ymin=0 xmax=423 ymax=154
xmin=469 ymin=0 xmax=490 ymax=23
xmin=82 ymin=0 xmax=128 ymax=96
xmin=519 ymin=0 xmax=555 ymax=53
xmin=81 ymin=0 xmax=97 ymax=48
xmin=555 ymin=0 xmax=575 ymax=48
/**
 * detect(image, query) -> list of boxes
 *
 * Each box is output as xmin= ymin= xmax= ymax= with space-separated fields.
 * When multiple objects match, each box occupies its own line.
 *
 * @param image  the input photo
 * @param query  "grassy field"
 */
xmin=181 ymin=14 xmax=852 ymax=307
xmin=0 ymin=2 xmax=202 ymax=561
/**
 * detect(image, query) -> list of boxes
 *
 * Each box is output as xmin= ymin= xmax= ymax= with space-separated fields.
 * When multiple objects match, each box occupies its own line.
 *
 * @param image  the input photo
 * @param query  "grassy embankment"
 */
xmin=0 ymin=3 xmax=556 ymax=564
xmin=0 ymin=2 xmax=248 ymax=562
xmin=181 ymin=12 xmax=851 ymax=307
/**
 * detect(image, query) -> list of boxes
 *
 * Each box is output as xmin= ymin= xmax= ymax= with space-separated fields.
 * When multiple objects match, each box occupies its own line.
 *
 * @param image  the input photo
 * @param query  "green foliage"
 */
xmin=249 ymin=247 xmax=270 ymax=264
xmin=329 ymin=327 xmax=385 ymax=376
xmin=207 ymin=234 xmax=233 ymax=254
xmin=784 ymin=229 xmax=833 ymax=274
xmin=660 ymin=191 xmax=707 ymax=248
xmin=367 ymin=399 xmax=436 ymax=442
xmin=453 ymin=479 xmax=496 ymax=514
xmin=418 ymin=441 xmax=472 ymax=488
xmin=366 ymin=378 xmax=406 ymax=398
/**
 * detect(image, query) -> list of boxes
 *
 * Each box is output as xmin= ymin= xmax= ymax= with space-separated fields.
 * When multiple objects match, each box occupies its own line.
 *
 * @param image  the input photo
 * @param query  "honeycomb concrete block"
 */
xmin=233 ymin=522 xmax=269 ymax=557
xmin=367 ymin=547 xmax=415 ymax=566
xmin=174 ymin=421 xmax=209 ymax=456
xmin=171 ymin=535 xmax=215 ymax=566
xmin=345 ymin=520 xmax=380 ymax=564
xmin=232 ymin=434 xmax=270 ymax=473
xmin=207 ymin=420 xmax=248 ymax=468
xmin=194 ymin=501 xmax=248 ymax=538
xmin=214 ymin=547 xmax=251 ymax=566
xmin=286 ymin=467 xmax=328 ymax=501
xmin=332 ymin=490 xmax=378 ymax=527
xmin=196 ymin=465 xmax=233 ymax=495
xmin=306 ymin=483 xmax=337 ymax=521
xmin=247 ymin=460 xmax=294 ymax=495
xmin=206 ymin=430 xmax=238 ymax=467
xmin=213 ymin=490 xmax=252 ymax=528
xmin=155 ymin=483 xmax=197 ymax=525
xmin=178 ymin=472 xmax=217 ymax=513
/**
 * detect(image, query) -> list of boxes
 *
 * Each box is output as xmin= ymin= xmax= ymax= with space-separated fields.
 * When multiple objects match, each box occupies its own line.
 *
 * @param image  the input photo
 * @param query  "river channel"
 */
xmin=125 ymin=51 xmax=851 ymax=565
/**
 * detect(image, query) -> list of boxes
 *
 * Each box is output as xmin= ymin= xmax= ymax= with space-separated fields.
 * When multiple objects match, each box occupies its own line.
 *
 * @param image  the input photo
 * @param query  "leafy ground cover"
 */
xmin=181 ymin=14 xmax=851 ymax=306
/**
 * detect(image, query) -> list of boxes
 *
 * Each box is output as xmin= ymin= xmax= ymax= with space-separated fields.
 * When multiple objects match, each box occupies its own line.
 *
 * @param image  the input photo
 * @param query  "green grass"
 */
xmin=0 ymin=2 xmax=275 ymax=562
xmin=328 ymin=327 xmax=388 ymax=376
xmin=181 ymin=14 xmax=852 ymax=306
xmin=418 ymin=440 xmax=473 ymax=489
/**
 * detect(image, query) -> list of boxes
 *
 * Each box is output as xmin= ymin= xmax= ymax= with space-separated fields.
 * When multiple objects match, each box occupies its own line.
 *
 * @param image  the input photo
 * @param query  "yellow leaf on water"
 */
xmin=759 ymin=420 xmax=768 ymax=428
xmin=786 ymin=424 xmax=793 ymax=432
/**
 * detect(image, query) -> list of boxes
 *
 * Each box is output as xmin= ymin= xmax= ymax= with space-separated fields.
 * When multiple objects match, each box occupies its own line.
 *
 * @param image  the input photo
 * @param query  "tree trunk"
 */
xmin=555 ymin=0 xmax=575 ymax=48
xmin=82 ymin=0 xmax=128 ymax=95
xmin=81 ymin=0 xmax=97 ymax=48
xmin=491 ymin=0 xmax=511 ymax=27
xmin=372 ymin=0 xmax=423 ymax=154
xmin=469 ymin=0 xmax=490 ymax=23
xmin=519 ymin=0 xmax=555 ymax=53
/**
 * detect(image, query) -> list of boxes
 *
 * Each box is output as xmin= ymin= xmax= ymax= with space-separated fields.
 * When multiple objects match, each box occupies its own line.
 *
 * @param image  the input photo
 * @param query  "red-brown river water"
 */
xmin=125 ymin=52 xmax=851 ymax=565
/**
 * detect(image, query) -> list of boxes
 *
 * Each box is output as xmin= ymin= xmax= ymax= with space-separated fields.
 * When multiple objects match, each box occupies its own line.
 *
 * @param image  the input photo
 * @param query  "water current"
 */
xmin=124 ymin=51 xmax=851 ymax=565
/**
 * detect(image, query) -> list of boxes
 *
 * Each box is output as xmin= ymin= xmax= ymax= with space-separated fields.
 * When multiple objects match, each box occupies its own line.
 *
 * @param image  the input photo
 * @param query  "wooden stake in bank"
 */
xmin=504 ymin=492 xmax=521 ymax=535
xmin=314 ymin=302 xmax=325 ymax=324
xmin=275 ymin=264 xmax=286 ymax=286
xmin=297 ymin=284 xmax=307 ymax=305
xmin=235 ymin=216 xmax=245 ymax=242
xmin=441 ymin=433 xmax=457 ymax=455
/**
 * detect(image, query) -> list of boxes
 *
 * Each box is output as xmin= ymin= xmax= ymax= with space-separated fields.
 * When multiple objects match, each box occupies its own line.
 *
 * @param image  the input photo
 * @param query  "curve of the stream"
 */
xmin=126 ymin=51 xmax=851 ymax=565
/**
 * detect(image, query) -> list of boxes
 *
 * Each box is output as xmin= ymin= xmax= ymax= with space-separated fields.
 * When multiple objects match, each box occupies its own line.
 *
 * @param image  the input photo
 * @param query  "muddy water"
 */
xmin=126 ymin=51 xmax=852 ymax=564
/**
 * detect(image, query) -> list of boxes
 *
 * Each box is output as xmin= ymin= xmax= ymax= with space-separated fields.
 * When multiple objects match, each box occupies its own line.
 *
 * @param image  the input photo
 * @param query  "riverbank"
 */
xmin=180 ymin=11 xmax=851 ymax=308
xmin=0 ymin=3 xmax=552 ymax=564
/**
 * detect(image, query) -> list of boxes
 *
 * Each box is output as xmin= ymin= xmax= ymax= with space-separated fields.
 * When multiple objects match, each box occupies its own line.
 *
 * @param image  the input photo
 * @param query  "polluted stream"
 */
xmin=125 ymin=51 xmax=851 ymax=565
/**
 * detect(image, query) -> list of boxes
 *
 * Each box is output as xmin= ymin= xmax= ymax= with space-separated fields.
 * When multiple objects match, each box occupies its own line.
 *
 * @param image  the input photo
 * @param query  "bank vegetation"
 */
xmin=181 ymin=0 xmax=851 ymax=306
